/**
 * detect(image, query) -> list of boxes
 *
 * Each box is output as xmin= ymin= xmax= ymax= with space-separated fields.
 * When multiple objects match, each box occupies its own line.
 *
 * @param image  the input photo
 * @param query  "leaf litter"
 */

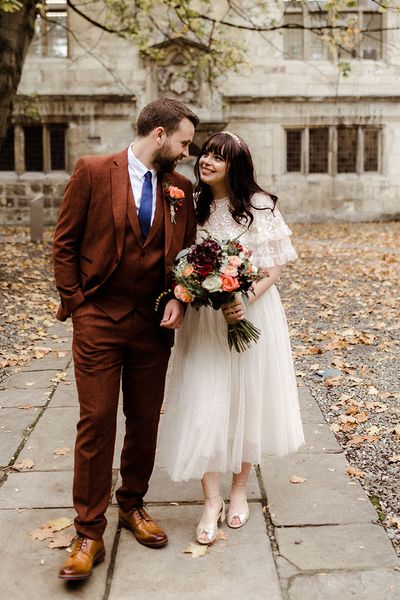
xmin=282 ymin=222 xmax=400 ymax=555
xmin=2 ymin=223 xmax=399 ymax=553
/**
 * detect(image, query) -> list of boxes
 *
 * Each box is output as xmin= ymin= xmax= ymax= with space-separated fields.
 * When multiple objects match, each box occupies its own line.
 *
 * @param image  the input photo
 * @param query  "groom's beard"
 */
xmin=152 ymin=143 xmax=183 ymax=173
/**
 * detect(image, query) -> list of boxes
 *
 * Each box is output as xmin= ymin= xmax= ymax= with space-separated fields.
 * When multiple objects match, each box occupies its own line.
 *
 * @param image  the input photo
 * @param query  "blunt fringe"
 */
xmin=194 ymin=131 xmax=278 ymax=226
xmin=137 ymin=97 xmax=199 ymax=137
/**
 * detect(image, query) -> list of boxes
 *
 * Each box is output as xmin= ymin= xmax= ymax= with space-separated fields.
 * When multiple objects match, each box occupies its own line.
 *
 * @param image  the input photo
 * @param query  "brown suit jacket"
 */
xmin=52 ymin=148 xmax=196 ymax=322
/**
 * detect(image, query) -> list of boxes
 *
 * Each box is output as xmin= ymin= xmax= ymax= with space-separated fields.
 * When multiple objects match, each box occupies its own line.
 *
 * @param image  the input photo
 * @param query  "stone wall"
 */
xmin=1 ymin=4 xmax=400 ymax=224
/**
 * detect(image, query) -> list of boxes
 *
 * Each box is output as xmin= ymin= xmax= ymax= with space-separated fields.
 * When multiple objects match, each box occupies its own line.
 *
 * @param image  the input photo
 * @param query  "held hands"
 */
xmin=221 ymin=295 xmax=246 ymax=324
xmin=160 ymin=299 xmax=184 ymax=329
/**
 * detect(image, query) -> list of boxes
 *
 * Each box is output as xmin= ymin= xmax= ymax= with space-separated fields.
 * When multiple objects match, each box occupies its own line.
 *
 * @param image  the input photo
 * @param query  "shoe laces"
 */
xmin=133 ymin=506 xmax=150 ymax=522
xmin=71 ymin=536 xmax=88 ymax=555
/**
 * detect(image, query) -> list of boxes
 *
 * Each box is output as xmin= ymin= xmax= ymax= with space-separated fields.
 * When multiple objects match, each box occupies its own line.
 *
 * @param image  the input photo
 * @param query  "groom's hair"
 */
xmin=137 ymin=97 xmax=199 ymax=137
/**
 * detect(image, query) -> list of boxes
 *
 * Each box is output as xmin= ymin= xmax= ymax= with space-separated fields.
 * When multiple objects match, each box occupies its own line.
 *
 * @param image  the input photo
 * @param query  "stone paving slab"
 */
xmin=46 ymin=322 xmax=72 ymax=338
xmin=21 ymin=356 xmax=71 ymax=372
xmin=276 ymin=523 xmax=398 ymax=571
xmin=297 ymin=387 xmax=326 ymax=424
xmin=50 ymin=382 xmax=78 ymax=407
xmin=0 ymin=471 xmax=73 ymax=508
xmin=16 ymin=406 xmax=125 ymax=471
xmin=288 ymin=569 xmax=400 ymax=600
xmin=0 ymin=387 xmax=50 ymax=408
xmin=16 ymin=407 xmax=79 ymax=472
xmin=261 ymin=453 xmax=378 ymax=526
xmin=0 ymin=507 xmax=117 ymax=600
xmin=144 ymin=465 xmax=261 ymax=504
xmin=109 ymin=504 xmax=282 ymax=600
xmin=4 ymin=369 xmax=59 ymax=389
xmin=0 ymin=408 xmax=39 ymax=467
xmin=299 ymin=421 xmax=342 ymax=454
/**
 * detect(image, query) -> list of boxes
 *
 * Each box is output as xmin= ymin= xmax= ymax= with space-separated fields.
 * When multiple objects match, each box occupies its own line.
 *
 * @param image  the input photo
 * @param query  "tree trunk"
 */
xmin=0 ymin=1 xmax=37 ymax=145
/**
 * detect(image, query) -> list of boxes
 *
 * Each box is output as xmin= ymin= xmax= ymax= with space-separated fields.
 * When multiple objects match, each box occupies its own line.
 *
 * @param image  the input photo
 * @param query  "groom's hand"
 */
xmin=160 ymin=299 xmax=184 ymax=329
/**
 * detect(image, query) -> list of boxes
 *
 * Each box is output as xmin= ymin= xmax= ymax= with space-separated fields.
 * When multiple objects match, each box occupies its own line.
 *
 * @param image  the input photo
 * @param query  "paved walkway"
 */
xmin=0 ymin=322 xmax=399 ymax=600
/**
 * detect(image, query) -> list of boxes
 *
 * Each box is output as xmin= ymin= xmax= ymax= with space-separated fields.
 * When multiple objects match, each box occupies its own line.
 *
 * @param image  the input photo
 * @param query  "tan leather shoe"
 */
xmin=119 ymin=506 xmax=168 ymax=548
xmin=58 ymin=536 xmax=105 ymax=580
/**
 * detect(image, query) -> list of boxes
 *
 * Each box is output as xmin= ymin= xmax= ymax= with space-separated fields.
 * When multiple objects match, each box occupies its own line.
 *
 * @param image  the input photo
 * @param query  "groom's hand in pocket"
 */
xmin=160 ymin=299 xmax=184 ymax=329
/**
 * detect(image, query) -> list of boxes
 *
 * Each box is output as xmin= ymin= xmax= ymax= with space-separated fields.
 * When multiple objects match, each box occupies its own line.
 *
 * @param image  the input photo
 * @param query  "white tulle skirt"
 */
xmin=158 ymin=285 xmax=305 ymax=482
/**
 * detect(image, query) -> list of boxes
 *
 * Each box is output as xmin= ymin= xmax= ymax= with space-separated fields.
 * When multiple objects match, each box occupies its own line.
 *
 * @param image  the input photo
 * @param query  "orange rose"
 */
xmin=182 ymin=264 xmax=194 ymax=276
xmin=221 ymin=275 xmax=240 ymax=292
xmin=174 ymin=284 xmax=193 ymax=303
xmin=168 ymin=186 xmax=185 ymax=199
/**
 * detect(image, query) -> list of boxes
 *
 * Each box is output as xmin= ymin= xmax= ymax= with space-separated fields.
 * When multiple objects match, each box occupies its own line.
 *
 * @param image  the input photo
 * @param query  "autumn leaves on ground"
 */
xmin=0 ymin=222 xmax=399 ymax=555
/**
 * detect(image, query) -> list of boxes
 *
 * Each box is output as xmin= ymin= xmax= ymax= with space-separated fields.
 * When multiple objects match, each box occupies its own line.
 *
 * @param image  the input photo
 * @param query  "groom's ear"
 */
xmin=153 ymin=127 xmax=167 ymax=145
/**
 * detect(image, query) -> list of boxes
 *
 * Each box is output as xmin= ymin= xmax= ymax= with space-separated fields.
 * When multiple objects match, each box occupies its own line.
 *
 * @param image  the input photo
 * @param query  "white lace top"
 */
xmin=197 ymin=193 xmax=297 ymax=268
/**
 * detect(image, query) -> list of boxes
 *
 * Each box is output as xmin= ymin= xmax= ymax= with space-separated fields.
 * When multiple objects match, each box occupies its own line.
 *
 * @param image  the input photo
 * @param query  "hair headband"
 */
xmin=220 ymin=131 xmax=242 ymax=146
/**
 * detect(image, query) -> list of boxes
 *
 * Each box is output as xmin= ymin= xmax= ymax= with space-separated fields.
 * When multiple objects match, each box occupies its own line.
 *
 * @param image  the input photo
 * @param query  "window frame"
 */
xmin=284 ymin=124 xmax=381 ymax=176
xmin=0 ymin=123 xmax=68 ymax=174
xmin=30 ymin=2 xmax=69 ymax=59
xmin=282 ymin=1 xmax=384 ymax=62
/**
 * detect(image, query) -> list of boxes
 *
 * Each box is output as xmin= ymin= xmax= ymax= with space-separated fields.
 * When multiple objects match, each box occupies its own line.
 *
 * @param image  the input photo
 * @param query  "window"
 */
xmin=309 ymin=128 xmax=329 ymax=173
xmin=0 ymin=127 xmax=15 ymax=171
xmin=286 ymin=130 xmax=302 ymax=172
xmin=337 ymin=126 xmax=357 ymax=173
xmin=0 ymin=124 xmax=67 ymax=173
xmin=285 ymin=125 xmax=380 ymax=175
xmin=364 ymin=128 xmax=379 ymax=172
xmin=30 ymin=1 xmax=68 ymax=58
xmin=24 ymin=126 xmax=44 ymax=171
xmin=49 ymin=125 xmax=67 ymax=170
xmin=283 ymin=1 xmax=382 ymax=61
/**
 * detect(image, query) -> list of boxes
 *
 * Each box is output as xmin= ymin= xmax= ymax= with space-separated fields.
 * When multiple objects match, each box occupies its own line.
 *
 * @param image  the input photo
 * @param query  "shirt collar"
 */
xmin=128 ymin=144 xmax=156 ymax=180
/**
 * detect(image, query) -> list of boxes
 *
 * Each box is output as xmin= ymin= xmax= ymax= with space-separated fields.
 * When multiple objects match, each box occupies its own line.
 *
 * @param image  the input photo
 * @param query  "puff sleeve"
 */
xmin=246 ymin=193 xmax=297 ymax=268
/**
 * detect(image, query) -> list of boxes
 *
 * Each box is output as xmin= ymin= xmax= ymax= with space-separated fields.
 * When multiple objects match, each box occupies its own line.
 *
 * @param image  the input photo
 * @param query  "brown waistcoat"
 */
xmin=93 ymin=178 xmax=165 ymax=321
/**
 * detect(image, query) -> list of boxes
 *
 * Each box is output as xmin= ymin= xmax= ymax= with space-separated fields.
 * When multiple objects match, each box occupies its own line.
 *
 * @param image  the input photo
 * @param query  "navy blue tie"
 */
xmin=138 ymin=171 xmax=153 ymax=239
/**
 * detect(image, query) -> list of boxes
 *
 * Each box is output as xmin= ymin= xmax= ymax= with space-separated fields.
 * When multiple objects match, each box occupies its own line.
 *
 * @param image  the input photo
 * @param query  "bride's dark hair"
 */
xmin=194 ymin=131 xmax=278 ymax=226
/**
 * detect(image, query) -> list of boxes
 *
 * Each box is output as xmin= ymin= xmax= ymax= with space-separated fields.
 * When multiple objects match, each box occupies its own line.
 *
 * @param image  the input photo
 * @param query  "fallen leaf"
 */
xmin=29 ymin=527 xmax=55 ymax=541
xmin=183 ymin=543 xmax=209 ymax=558
xmin=346 ymin=466 xmax=365 ymax=479
xmin=47 ymin=517 xmax=73 ymax=532
xmin=290 ymin=475 xmax=306 ymax=484
xmin=387 ymin=517 xmax=400 ymax=529
xmin=54 ymin=447 xmax=70 ymax=456
xmin=13 ymin=458 xmax=35 ymax=472
xmin=48 ymin=532 xmax=74 ymax=549
xmin=388 ymin=455 xmax=400 ymax=463
xmin=17 ymin=403 xmax=33 ymax=410
xmin=368 ymin=385 xmax=379 ymax=395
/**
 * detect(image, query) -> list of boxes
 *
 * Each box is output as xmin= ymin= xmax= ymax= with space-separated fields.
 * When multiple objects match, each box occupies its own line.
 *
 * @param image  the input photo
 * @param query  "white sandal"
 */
xmin=227 ymin=481 xmax=249 ymax=529
xmin=196 ymin=495 xmax=226 ymax=544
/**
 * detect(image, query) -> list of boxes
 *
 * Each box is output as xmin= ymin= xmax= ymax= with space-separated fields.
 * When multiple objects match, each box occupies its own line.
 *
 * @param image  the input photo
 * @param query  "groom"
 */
xmin=53 ymin=97 xmax=199 ymax=580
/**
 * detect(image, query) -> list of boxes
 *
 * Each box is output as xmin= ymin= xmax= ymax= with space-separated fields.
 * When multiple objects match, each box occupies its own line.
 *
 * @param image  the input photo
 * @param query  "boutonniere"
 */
xmin=164 ymin=184 xmax=185 ymax=224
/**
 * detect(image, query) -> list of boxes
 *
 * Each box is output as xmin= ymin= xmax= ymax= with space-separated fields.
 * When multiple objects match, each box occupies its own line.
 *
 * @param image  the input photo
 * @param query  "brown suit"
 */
xmin=53 ymin=149 xmax=195 ymax=539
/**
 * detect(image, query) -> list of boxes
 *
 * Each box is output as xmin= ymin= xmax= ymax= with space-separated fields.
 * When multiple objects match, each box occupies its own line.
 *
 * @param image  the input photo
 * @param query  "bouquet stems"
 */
xmin=227 ymin=319 xmax=261 ymax=352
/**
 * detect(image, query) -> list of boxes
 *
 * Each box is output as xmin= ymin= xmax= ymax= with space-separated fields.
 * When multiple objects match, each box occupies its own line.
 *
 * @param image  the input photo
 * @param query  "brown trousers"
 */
xmin=71 ymin=302 xmax=170 ymax=540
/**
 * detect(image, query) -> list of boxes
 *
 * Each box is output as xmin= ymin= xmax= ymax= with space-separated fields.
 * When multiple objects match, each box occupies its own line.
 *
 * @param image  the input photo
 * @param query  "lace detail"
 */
xmin=197 ymin=193 xmax=297 ymax=268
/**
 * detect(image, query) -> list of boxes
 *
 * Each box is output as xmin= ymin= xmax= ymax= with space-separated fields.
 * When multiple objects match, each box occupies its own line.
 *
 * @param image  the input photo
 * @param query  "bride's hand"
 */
xmin=221 ymin=296 xmax=246 ymax=324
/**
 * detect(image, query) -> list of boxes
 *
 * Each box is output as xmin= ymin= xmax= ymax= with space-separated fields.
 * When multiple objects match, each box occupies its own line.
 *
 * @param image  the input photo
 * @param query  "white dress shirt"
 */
xmin=127 ymin=144 xmax=158 ymax=225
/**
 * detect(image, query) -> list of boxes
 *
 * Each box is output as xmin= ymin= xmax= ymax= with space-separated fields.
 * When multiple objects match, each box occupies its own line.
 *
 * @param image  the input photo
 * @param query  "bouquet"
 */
xmin=171 ymin=232 xmax=266 ymax=352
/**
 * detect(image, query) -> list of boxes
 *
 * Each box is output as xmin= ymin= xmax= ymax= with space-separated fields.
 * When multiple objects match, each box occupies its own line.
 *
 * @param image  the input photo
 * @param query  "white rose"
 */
xmin=202 ymin=275 xmax=223 ymax=292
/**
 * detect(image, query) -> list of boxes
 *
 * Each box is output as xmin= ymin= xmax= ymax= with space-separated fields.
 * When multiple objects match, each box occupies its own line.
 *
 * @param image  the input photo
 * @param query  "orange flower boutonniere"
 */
xmin=165 ymin=185 xmax=185 ymax=224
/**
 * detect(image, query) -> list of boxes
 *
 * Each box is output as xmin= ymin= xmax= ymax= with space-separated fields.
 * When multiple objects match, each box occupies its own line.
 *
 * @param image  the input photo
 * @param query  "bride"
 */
xmin=159 ymin=131 xmax=304 ymax=544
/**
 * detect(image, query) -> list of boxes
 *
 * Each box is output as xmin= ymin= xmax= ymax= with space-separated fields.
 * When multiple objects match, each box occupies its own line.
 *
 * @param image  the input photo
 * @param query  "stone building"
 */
xmin=1 ymin=0 xmax=400 ymax=224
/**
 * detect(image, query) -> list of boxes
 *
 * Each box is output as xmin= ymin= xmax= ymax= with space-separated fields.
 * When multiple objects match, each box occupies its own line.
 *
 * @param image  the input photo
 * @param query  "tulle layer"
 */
xmin=159 ymin=285 xmax=305 ymax=482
